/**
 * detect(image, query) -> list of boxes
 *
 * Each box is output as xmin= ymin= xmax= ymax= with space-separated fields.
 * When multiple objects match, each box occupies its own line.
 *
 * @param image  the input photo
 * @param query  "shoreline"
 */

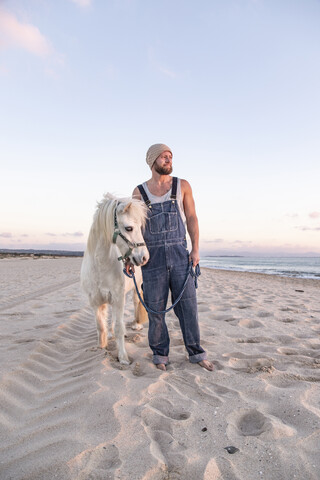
xmin=202 ymin=266 xmax=320 ymax=284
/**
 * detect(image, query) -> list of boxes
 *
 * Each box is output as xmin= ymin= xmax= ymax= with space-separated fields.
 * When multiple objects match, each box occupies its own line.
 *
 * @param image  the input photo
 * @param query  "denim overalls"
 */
xmin=137 ymin=177 xmax=207 ymax=366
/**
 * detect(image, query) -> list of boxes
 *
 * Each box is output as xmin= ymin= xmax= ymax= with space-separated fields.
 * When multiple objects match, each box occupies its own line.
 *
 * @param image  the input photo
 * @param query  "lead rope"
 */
xmin=123 ymin=262 xmax=201 ymax=315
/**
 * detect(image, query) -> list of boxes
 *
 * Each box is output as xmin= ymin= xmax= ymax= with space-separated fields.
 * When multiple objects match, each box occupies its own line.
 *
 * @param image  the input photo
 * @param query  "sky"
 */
xmin=1 ymin=0 xmax=320 ymax=256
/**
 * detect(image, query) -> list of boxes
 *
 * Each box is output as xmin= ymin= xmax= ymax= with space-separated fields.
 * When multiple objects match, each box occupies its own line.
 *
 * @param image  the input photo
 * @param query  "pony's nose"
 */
xmin=132 ymin=254 xmax=149 ymax=266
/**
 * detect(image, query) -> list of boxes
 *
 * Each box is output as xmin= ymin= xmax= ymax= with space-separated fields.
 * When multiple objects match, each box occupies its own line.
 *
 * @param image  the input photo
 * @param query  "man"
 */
xmin=132 ymin=143 xmax=213 ymax=372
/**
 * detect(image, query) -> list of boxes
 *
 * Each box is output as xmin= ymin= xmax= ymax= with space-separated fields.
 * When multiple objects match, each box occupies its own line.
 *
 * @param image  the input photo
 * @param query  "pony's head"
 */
xmin=92 ymin=194 xmax=149 ymax=267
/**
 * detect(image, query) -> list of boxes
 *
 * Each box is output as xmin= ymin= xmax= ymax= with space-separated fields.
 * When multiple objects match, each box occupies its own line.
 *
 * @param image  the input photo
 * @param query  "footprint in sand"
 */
xmin=131 ymin=361 xmax=148 ymax=377
xmin=211 ymin=313 xmax=237 ymax=322
xmin=257 ymin=311 xmax=272 ymax=318
xmin=125 ymin=332 xmax=144 ymax=344
xmin=276 ymin=335 xmax=295 ymax=344
xmin=236 ymin=336 xmax=275 ymax=344
xmin=238 ymin=409 xmax=268 ymax=436
xmin=236 ymin=337 xmax=261 ymax=344
xmin=167 ymin=371 xmax=223 ymax=406
xmin=278 ymin=346 xmax=320 ymax=360
xmin=280 ymin=317 xmax=295 ymax=323
xmin=224 ymin=352 xmax=274 ymax=373
xmin=141 ymin=407 xmax=173 ymax=434
xmin=69 ymin=443 xmax=121 ymax=480
xmin=148 ymin=397 xmax=191 ymax=421
xmin=238 ymin=319 xmax=262 ymax=328
xmin=227 ymin=408 xmax=296 ymax=440
xmin=140 ymin=396 xmax=190 ymax=473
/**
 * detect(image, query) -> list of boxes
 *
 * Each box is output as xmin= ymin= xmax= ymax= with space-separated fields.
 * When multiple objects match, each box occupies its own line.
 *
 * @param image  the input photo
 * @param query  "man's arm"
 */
xmin=132 ymin=186 xmax=141 ymax=199
xmin=181 ymin=179 xmax=200 ymax=267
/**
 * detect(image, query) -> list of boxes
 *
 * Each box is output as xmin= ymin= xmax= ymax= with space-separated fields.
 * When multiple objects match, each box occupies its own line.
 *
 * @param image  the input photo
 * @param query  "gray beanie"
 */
xmin=146 ymin=143 xmax=172 ymax=170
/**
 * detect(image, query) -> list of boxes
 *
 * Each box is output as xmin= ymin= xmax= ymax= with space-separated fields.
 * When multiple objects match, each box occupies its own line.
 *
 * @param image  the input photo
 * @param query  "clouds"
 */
xmin=286 ymin=211 xmax=320 ymax=220
xmin=0 ymin=232 xmax=83 ymax=243
xmin=1 ymin=232 xmax=83 ymax=239
xmin=45 ymin=232 xmax=84 ymax=237
xmin=203 ymin=238 xmax=224 ymax=244
xmin=0 ymin=8 xmax=53 ymax=58
xmin=296 ymin=226 xmax=320 ymax=232
xmin=0 ymin=233 xmax=30 ymax=238
xmin=0 ymin=231 xmax=85 ymax=252
xmin=293 ymin=211 xmax=320 ymax=232
xmin=203 ymin=238 xmax=253 ymax=245
xmin=283 ymin=211 xmax=320 ymax=233
xmin=285 ymin=213 xmax=299 ymax=219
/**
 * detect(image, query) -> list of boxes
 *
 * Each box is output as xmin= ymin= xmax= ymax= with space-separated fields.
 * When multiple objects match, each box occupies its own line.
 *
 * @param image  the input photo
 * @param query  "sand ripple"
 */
xmin=0 ymin=259 xmax=320 ymax=479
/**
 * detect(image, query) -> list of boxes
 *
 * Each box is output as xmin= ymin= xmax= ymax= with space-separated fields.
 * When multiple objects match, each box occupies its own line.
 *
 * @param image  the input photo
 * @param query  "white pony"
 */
xmin=80 ymin=194 xmax=149 ymax=364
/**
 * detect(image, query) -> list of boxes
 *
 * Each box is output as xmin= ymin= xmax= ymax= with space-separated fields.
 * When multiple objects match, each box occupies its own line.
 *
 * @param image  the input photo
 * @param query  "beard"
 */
xmin=154 ymin=164 xmax=173 ymax=175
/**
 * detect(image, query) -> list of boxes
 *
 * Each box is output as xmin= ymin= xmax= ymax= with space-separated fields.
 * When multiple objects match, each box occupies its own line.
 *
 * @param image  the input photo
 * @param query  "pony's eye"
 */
xmin=125 ymin=226 xmax=133 ymax=232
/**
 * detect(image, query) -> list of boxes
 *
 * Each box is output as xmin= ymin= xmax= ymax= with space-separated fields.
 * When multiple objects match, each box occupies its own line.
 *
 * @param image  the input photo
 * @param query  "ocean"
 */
xmin=200 ymin=256 xmax=320 ymax=280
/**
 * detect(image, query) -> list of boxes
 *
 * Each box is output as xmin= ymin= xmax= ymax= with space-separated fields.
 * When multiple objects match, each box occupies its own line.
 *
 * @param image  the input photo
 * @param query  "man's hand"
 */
xmin=189 ymin=249 xmax=200 ymax=267
xmin=124 ymin=259 xmax=135 ymax=275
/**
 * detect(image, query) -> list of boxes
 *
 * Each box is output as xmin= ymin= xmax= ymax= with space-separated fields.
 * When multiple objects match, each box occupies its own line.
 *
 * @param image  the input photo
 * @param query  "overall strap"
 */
xmin=137 ymin=184 xmax=151 ymax=207
xmin=170 ymin=177 xmax=178 ymax=200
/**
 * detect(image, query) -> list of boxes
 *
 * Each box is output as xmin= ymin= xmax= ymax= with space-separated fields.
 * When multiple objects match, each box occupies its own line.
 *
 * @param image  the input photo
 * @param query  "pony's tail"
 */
xmin=137 ymin=293 xmax=148 ymax=324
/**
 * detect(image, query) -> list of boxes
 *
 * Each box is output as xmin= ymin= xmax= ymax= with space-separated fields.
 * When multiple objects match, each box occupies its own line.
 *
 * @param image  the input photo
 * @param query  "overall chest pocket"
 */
xmin=149 ymin=211 xmax=178 ymax=234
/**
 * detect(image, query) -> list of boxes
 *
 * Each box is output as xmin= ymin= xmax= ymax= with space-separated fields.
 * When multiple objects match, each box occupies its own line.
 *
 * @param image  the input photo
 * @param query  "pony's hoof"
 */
xmin=119 ymin=358 xmax=130 ymax=365
xmin=118 ymin=352 xmax=130 ymax=365
xmin=131 ymin=323 xmax=143 ymax=331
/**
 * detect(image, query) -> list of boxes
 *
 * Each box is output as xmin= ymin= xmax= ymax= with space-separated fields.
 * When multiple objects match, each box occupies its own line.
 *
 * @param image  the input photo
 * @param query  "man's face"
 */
xmin=153 ymin=151 xmax=173 ymax=175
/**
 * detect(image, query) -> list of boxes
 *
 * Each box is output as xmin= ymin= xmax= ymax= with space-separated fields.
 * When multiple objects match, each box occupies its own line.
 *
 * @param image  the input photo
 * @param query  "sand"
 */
xmin=0 ymin=257 xmax=319 ymax=480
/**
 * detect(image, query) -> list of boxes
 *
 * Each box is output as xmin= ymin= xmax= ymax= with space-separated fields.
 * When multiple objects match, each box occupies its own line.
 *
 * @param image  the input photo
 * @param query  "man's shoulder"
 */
xmin=179 ymin=178 xmax=192 ymax=192
xmin=132 ymin=185 xmax=141 ymax=198
xmin=132 ymin=182 xmax=148 ymax=199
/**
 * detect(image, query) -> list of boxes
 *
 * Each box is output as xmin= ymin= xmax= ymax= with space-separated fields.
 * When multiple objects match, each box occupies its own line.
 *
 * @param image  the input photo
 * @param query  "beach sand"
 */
xmin=0 ymin=257 xmax=320 ymax=480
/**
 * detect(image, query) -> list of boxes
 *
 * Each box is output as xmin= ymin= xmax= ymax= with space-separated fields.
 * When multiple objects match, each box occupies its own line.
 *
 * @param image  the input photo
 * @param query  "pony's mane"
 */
xmin=86 ymin=193 xmax=147 ymax=254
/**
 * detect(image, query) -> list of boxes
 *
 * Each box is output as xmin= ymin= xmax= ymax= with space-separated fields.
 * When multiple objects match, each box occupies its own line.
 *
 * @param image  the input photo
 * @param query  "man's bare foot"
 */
xmin=156 ymin=363 xmax=166 ymax=371
xmin=198 ymin=360 xmax=214 ymax=371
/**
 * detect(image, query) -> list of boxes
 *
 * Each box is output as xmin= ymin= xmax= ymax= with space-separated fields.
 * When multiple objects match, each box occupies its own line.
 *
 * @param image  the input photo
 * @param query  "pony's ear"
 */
xmin=122 ymin=202 xmax=132 ymax=213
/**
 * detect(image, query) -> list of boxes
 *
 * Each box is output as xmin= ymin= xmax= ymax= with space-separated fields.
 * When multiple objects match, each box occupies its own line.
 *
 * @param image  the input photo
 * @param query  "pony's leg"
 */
xmin=112 ymin=296 xmax=130 ymax=364
xmin=95 ymin=303 xmax=108 ymax=348
xmin=137 ymin=289 xmax=148 ymax=325
xmin=107 ymin=310 xmax=114 ymax=340
xmin=132 ymin=289 xmax=143 ymax=331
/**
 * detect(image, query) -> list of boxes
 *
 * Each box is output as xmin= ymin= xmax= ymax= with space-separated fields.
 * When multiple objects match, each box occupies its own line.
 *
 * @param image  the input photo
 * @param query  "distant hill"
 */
xmin=0 ymin=249 xmax=84 ymax=258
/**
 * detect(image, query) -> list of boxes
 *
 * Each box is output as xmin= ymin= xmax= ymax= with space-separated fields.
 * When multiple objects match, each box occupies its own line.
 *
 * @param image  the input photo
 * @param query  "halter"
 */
xmin=112 ymin=203 xmax=146 ymax=262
